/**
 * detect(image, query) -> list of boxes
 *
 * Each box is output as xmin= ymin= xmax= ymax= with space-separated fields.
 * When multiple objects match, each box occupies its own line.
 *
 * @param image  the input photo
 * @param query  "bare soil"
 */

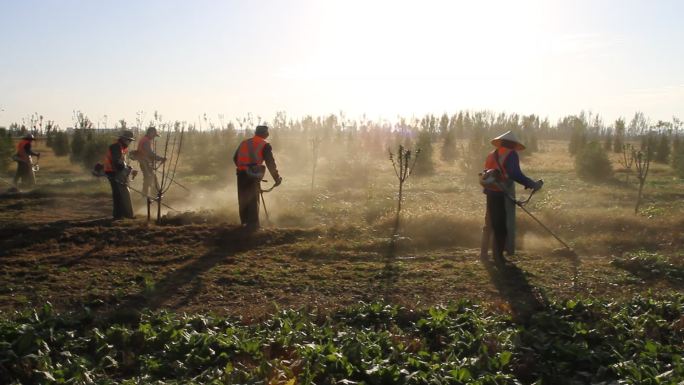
xmin=1 ymin=188 xmax=682 ymax=323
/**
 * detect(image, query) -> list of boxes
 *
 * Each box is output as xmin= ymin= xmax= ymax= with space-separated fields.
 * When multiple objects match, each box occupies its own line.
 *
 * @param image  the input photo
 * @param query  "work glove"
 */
xmin=532 ymin=179 xmax=544 ymax=192
xmin=160 ymin=157 xmax=167 ymax=163
xmin=274 ymin=176 xmax=282 ymax=187
xmin=131 ymin=170 xmax=139 ymax=179
xmin=37 ymin=153 xmax=41 ymax=158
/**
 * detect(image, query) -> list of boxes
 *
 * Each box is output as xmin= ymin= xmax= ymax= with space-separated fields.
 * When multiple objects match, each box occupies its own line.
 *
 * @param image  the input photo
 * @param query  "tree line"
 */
xmin=1 ymin=110 xmax=682 ymax=181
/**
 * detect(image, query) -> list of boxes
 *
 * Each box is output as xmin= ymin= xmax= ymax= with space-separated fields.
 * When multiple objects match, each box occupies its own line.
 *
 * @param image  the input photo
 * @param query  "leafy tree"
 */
xmin=46 ymin=130 xmax=54 ymax=148
xmin=79 ymin=134 xmax=111 ymax=170
xmin=575 ymin=141 xmax=612 ymax=181
xmin=52 ymin=132 xmax=70 ymax=157
xmin=655 ymin=133 xmax=671 ymax=164
xmin=438 ymin=113 xmax=449 ymax=138
xmin=0 ymin=128 xmax=13 ymax=173
xmin=454 ymin=112 xmax=464 ymax=139
xmin=413 ymin=130 xmax=434 ymax=176
xmin=604 ymin=131 xmax=613 ymax=151
xmin=70 ymin=129 xmax=86 ymax=164
xmin=613 ymin=118 xmax=625 ymax=153
xmin=628 ymin=112 xmax=648 ymax=136
xmin=672 ymin=151 xmax=684 ymax=179
xmin=633 ymin=142 xmax=653 ymax=215
xmin=568 ymin=117 xmax=587 ymax=155
xmin=520 ymin=114 xmax=539 ymax=153
xmin=440 ymin=127 xmax=457 ymax=163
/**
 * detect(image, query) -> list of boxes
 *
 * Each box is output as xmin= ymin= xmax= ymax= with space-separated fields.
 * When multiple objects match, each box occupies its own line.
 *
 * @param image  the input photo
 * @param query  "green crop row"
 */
xmin=1 ymin=294 xmax=683 ymax=384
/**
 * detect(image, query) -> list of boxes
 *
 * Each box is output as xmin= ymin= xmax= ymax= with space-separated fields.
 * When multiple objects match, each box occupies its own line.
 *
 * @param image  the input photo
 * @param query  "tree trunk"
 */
xmin=156 ymin=192 xmax=162 ymax=224
xmin=393 ymin=182 xmax=403 ymax=237
xmin=635 ymin=179 xmax=645 ymax=214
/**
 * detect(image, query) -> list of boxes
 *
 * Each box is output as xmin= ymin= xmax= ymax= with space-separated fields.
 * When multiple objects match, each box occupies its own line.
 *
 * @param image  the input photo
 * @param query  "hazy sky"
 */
xmin=1 ymin=0 xmax=682 ymax=128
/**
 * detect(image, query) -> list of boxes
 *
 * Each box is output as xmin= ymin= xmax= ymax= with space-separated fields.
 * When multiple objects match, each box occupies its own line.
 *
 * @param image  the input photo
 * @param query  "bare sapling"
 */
xmin=153 ymin=122 xmax=185 ymax=223
xmin=633 ymin=147 xmax=651 ymax=214
xmin=619 ymin=144 xmax=634 ymax=183
xmin=388 ymin=145 xmax=420 ymax=237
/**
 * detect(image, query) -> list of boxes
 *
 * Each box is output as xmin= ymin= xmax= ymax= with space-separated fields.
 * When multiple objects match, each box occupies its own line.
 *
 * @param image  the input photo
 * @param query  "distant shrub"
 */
xmin=0 ymin=128 xmax=13 ymax=172
xmin=183 ymin=130 xmax=240 ymax=184
xmin=412 ymin=130 xmax=434 ymax=176
xmin=575 ymin=141 xmax=613 ymax=181
xmin=80 ymin=135 xmax=112 ymax=170
xmin=70 ymin=129 xmax=86 ymax=164
xmin=672 ymin=152 xmax=684 ymax=179
xmin=52 ymin=132 xmax=70 ymax=157
xmin=654 ymin=134 xmax=671 ymax=164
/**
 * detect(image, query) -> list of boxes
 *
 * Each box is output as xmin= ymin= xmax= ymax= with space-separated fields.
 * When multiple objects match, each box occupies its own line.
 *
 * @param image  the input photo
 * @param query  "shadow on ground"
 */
xmin=480 ymin=254 xmax=548 ymax=323
xmin=103 ymin=226 xmax=308 ymax=323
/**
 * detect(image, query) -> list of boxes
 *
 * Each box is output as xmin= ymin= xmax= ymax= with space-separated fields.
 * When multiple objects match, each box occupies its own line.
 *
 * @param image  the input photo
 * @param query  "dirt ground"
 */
xmin=1 ymin=190 xmax=681 ymax=323
xmin=1 ymin=140 xmax=683 ymax=322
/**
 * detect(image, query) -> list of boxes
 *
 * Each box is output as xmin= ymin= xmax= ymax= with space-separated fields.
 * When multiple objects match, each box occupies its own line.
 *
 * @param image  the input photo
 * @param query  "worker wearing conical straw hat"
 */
xmin=480 ymin=131 xmax=542 ymax=261
xmin=103 ymin=130 xmax=137 ymax=219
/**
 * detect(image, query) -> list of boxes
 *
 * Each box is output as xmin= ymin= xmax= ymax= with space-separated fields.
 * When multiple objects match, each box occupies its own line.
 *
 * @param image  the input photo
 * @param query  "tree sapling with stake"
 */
xmin=388 ymin=145 xmax=420 ymax=238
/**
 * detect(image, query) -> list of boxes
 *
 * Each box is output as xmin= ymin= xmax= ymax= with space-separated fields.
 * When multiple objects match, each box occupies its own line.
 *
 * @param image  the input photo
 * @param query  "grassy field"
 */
xmin=0 ymin=138 xmax=682 ymax=383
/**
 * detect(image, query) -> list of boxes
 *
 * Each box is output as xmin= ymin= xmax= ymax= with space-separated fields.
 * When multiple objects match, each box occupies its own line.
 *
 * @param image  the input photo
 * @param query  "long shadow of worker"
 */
xmin=480 ymin=254 xmax=548 ymax=324
xmin=104 ymin=226 xmax=303 ymax=323
xmin=0 ymin=217 xmax=114 ymax=258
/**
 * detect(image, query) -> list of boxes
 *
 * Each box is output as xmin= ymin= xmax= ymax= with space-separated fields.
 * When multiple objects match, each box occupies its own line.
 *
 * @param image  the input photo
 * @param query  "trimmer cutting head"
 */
xmin=551 ymin=247 xmax=579 ymax=259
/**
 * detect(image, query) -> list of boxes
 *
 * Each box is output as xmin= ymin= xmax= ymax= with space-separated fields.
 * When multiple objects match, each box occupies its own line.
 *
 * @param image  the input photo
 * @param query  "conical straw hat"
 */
xmin=491 ymin=130 xmax=525 ymax=151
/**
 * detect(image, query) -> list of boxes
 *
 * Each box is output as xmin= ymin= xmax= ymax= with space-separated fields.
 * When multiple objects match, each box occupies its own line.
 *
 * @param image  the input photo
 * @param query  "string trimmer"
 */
xmin=0 ymin=176 xmax=17 ymax=190
xmin=259 ymin=179 xmax=280 ymax=225
xmin=92 ymin=163 xmax=179 ymax=213
xmin=504 ymin=182 xmax=581 ymax=285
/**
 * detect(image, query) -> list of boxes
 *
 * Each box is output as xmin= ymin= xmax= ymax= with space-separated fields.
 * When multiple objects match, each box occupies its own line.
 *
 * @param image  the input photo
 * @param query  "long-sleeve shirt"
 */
xmin=22 ymin=142 xmax=40 ymax=157
xmin=484 ymin=150 xmax=536 ymax=196
xmin=108 ymin=142 xmax=128 ymax=172
xmin=139 ymin=136 xmax=164 ymax=162
xmin=233 ymin=142 xmax=280 ymax=180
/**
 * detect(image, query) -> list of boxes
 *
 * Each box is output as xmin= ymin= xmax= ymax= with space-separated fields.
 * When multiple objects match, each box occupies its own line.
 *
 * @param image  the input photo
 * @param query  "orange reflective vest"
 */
xmin=235 ymin=136 xmax=267 ymax=171
xmin=104 ymin=142 xmax=128 ymax=173
xmin=137 ymin=135 xmax=152 ymax=161
xmin=484 ymin=147 xmax=512 ymax=192
xmin=16 ymin=139 xmax=32 ymax=162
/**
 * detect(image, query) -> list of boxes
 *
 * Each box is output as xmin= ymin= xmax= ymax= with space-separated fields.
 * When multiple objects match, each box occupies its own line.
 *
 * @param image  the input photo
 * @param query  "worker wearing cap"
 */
xmin=233 ymin=125 xmax=282 ymax=231
xmin=481 ymin=131 xmax=542 ymax=261
xmin=136 ymin=126 xmax=166 ymax=198
xmin=13 ymin=133 xmax=40 ymax=188
xmin=104 ymin=131 xmax=137 ymax=219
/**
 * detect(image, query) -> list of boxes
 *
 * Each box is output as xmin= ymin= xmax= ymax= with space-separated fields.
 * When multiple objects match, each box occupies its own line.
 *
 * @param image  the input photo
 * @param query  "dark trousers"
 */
xmin=14 ymin=162 xmax=35 ymax=188
xmin=108 ymin=175 xmax=134 ymax=219
xmin=486 ymin=194 xmax=507 ymax=259
xmin=237 ymin=171 xmax=260 ymax=229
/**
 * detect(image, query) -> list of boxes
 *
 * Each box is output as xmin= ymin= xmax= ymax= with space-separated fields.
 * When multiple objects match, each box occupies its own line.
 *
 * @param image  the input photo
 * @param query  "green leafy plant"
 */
xmin=1 ymin=294 xmax=682 ymax=384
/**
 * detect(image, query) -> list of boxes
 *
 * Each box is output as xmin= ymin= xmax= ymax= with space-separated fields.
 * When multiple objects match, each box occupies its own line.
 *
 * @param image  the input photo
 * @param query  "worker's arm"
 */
xmin=262 ymin=144 xmax=281 ymax=181
xmin=143 ymin=139 xmax=164 ymax=161
xmin=504 ymin=151 xmax=536 ymax=189
xmin=110 ymin=143 xmax=127 ymax=171
xmin=24 ymin=142 xmax=40 ymax=157
xmin=233 ymin=147 xmax=239 ymax=167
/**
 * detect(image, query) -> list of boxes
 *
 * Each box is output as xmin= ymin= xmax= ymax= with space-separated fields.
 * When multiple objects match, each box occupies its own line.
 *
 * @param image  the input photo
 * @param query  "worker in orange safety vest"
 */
xmin=480 ymin=131 xmax=542 ymax=261
xmin=104 ymin=131 xmax=137 ymax=219
xmin=233 ymin=125 xmax=282 ymax=231
xmin=13 ymin=133 xmax=40 ymax=188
